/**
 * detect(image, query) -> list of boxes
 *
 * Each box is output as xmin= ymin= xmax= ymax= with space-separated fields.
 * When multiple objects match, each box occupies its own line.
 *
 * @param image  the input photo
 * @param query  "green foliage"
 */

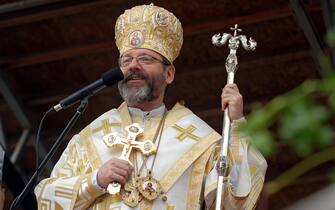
xmin=323 ymin=76 xmax=335 ymax=111
xmin=329 ymin=93 xmax=335 ymax=111
xmin=329 ymin=168 xmax=335 ymax=182
xmin=278 ymin=98 xmax=333 ymax=156
xmin=243 ymin=21 xmax=335 ymax=194
xmin=245 ymin=77 xmax=335 ymax=158
xmin=249 ymin=130 xmax=276 ymax=157
xmin=326 ymin=22 xmax=335 ymax=47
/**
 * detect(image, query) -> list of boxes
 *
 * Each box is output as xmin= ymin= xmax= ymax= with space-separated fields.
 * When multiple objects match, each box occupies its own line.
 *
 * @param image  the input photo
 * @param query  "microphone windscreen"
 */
xmin=102 ymin=67 xmax=124 ymax=86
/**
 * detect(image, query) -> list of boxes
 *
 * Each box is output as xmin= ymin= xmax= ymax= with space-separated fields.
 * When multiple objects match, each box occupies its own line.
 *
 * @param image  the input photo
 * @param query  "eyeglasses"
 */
xmin=118 ymin=54 xmax=170 ymax=67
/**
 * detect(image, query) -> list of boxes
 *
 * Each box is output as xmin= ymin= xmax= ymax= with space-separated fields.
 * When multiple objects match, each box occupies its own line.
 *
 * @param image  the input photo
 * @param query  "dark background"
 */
xmin=0 ymin=0 xmax=332 ymax=209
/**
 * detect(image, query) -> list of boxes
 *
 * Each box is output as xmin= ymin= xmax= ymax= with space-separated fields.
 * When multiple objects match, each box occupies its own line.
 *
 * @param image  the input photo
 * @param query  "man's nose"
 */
xmin=123 ymin=58 xmax=142 ymax=76
xmin=128 ymin=57 xmax=141 ymax=68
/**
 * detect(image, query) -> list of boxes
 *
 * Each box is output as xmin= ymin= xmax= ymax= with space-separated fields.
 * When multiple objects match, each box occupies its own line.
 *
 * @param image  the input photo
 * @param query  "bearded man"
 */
xmin=35 ymin=4 xmax=267 ymax=210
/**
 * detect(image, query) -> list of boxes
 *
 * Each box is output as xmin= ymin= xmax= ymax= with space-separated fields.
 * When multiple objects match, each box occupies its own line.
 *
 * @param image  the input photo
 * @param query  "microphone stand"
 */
xmin=10 ymin=96 xmax=90 ymax=210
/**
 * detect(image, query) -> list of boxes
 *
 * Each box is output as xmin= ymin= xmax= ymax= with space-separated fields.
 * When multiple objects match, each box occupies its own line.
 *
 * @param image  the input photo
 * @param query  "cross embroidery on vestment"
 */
xmin=172 ymin=124 xmax=200 ymax=141
xmin=92 ymin=119 xmax=122 ymax=135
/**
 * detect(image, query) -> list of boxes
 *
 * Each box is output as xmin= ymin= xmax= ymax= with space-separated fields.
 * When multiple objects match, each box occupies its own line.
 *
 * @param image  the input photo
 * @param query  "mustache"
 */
xmin=124 ymin=71 xmax=148 ymax=82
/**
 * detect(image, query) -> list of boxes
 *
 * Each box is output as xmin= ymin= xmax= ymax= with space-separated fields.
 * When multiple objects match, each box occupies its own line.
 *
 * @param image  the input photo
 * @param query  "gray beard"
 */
xmin=118 ymin=80 xmax=157 ymax=106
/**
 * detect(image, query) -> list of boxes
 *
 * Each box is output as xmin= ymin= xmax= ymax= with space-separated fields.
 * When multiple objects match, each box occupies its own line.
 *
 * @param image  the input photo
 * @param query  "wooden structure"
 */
xmin=0 ymin=0 xmax=332 ymax=209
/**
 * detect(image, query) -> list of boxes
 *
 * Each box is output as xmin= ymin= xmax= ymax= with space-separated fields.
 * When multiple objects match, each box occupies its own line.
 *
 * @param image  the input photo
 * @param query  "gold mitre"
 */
xmin=115 ymin=4 xmax=183 ymax=63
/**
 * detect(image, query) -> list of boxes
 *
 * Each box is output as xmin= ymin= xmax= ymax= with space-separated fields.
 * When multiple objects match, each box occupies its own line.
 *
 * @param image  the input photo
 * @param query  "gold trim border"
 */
xmin=186 ymin=144 xmax=216 ymax=210
xmin=80 ymin=127 xmax=103 ymax=170
xmin=160 ymin=131 xmax=220 ymax=192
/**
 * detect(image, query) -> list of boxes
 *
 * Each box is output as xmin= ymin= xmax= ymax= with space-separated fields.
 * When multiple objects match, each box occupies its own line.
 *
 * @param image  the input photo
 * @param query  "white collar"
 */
xmin=128 ymin=104 xmax=166 ymax=118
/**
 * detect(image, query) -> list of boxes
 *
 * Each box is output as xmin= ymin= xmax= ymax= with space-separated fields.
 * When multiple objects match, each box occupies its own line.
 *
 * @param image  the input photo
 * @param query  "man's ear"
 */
xmin=165 ymin=65 xmax=175 ymax=84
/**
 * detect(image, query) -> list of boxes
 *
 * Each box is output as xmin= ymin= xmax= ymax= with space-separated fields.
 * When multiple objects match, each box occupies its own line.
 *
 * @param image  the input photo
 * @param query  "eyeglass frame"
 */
xmin=118 ymin=54 xmax=171 ymax=68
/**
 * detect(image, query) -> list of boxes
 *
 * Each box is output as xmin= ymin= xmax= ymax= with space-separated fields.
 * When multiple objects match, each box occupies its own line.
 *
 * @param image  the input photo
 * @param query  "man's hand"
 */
xmin=97 ymin=157 xmax=133 ymax=188
xmin=221 ymin=83 xmax=244 ymax=121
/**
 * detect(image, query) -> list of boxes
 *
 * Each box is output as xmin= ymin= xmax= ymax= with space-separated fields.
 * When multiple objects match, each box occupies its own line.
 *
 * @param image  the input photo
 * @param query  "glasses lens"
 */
xmin=119 ymin=55 xmax=166 ymax=67
xmin=119 ymin=56 xmax=132 ymax=67
xmin=138 ymin=55 xmax=154 ymax=65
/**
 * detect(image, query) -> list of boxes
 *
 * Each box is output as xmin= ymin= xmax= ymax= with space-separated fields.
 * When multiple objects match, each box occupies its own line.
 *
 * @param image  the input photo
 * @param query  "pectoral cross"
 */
xmin=103 ymin=123 xmax=157 ymax=195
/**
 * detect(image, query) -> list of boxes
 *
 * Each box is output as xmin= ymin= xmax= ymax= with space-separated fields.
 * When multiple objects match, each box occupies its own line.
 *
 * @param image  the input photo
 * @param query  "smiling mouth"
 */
xmin=125 ymin=75 xmax=146 ymax=82
xmin=127 ymin=77 xmax=144 ymax=81
xmin=127 ymin=79 xmax=145 ymax=84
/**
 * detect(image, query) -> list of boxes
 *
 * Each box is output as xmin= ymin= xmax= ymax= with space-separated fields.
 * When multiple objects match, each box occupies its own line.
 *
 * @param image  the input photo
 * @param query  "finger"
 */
xmin=105 ymin=160 xmax=133 ymax=182
xmin=222 ymin=86 xmax=240 ymax=95
xmin=221 ymin=96 xmax=239 ymax=106
xmin=109 ymin=157 xmax=129 ymax=165
xmin=108 ymin=157 xmax=132 ymax=169
xmin=221 ymin=95 xmax=242 ymax=108
xmin=222 ymin=98 xmax=238 ymax=110
xmin=111 ymin=167 xmax=129 ymax=178
xmin=114 ymin=158 xmax=130 ymax=165
xmin=221 ymin=94 xmax=242 ymax=102
xmin=224 ymin=83 xmax=239 ymax=90
xmin=221 ymin=92 xmax=236 ymax=98
xmin=126 ymin=165 xmax=133 ymax=176
xmin=110 ymin=172 xmax=127 ymax=185
xmin=112 ymin=160 xmax=133 ymax=173
xmin=221 ymin=98 xmax=229 ymax=110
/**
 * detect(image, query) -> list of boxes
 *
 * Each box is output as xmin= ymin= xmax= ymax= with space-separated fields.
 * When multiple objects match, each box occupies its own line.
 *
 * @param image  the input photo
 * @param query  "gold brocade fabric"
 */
xmin=115 ymin=4 xmax=183 ymax=63
xmin=34 ymin=103 xmax=267 ymax=210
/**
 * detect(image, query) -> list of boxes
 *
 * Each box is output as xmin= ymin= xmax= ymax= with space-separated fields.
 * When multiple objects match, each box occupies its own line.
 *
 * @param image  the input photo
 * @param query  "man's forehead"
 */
xmin=121 ymin=48 xmax=161 ymax=57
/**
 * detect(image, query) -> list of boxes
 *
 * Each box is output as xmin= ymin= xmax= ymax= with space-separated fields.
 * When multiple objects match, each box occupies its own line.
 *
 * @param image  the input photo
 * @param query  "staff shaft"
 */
xmin=215 ymin=71 xmax=235 ymax=210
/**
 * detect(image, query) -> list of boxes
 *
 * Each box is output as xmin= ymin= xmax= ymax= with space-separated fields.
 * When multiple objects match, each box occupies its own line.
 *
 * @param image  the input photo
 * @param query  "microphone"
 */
xmin=53 ymin=67 xmax=124 ymax=111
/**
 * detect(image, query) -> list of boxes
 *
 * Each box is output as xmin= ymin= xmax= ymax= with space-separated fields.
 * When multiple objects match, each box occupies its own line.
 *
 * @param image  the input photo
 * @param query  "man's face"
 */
xmin=118 ymin=48 xmax=174 ymax=106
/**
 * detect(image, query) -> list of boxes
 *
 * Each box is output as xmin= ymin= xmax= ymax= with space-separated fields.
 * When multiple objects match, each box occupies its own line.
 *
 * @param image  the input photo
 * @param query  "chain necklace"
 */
xmin=120 ymin=109 xmax=168 ymax=207
xmin=137 ymin=110 xmax=167 ymax=201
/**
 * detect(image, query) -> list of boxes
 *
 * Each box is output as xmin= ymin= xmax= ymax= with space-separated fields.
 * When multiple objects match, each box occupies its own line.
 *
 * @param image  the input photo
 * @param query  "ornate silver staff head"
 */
xmin=212 ymin=24 xmax=257 ymax=73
